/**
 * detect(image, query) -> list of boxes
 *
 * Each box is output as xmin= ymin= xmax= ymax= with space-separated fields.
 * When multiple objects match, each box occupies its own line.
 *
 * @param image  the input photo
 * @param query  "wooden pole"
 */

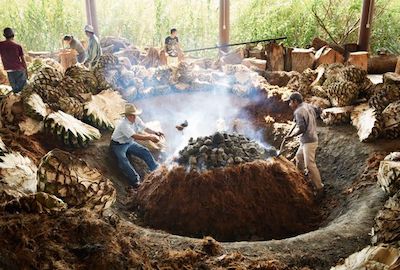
xmin=85 ymin=0 xmax=99 ymax=36
xmin=219 ymin=0 xmax=230 ymax=53
xmin=85 ymin=0 xmax=92 ymax=26
xmin=90 ymin=0 xmax=99 ymax=36
xmin=358 ymin=0 xmax=374 ymax=51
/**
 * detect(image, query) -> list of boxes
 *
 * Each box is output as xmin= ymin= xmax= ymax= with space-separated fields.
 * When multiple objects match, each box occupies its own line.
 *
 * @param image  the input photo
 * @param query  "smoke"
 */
xmin=117 ymin=59 xmax=272 ymax=160
xmin=136 ymin=89 xmax=269 ymax=159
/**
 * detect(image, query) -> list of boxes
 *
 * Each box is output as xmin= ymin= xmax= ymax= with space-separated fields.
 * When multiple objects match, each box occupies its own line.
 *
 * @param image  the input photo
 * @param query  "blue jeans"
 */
xmin=7 ymin=70 xmax=27 ymax=93
xmin=110 ymin=141 xmax=158 ymax=185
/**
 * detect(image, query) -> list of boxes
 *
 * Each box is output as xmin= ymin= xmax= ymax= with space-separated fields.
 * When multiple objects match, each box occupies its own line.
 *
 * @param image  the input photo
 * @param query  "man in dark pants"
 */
xmin=63 ymin=35 xmax=86 ymax=63
xmin=0 ymin=27 xmax=27 ymax=93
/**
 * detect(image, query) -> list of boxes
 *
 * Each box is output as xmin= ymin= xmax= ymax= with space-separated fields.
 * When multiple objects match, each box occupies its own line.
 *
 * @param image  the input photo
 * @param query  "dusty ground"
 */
xmin=1 ymin=91 xmax=399 ymax=269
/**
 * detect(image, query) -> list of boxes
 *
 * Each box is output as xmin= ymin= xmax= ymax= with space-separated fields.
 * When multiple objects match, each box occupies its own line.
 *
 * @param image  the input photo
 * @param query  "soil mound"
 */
xmin=137 ymin=157 xmax=319 ymax=241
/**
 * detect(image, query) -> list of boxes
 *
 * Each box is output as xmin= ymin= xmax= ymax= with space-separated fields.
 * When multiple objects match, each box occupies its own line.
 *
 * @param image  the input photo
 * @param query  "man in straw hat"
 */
xmin=83 ymin=25 xmax=102 ymax=68
xmin=110 ymin=103 xmax=164 ymax=187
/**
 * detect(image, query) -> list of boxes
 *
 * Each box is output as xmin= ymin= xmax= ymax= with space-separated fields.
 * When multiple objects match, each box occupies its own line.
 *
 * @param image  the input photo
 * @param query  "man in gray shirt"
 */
xmin=286 ymin=92 xmax=323 ymax=194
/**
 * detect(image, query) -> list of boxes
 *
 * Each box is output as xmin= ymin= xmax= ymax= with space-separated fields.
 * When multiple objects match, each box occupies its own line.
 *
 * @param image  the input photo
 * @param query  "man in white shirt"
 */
xmin=110 ymin=104 xmax=164 ymax=187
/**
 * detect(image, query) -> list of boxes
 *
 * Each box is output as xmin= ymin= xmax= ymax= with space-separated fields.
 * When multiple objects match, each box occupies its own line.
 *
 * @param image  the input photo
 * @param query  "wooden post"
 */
xmin=59 ymin=49 xmax=77 ymax=72
xmin=265 ymin=43 xmax=285 ymax=71
xmin=85 ymin=0 xmax=99 ymax=36
xmin=90 ymin=0 xmax=99 ymax=36
xmin=219 ymin=0 xmax=230 ymax=53
xmin=358 ymin=0 xmax=375 ymax=51
xmin=315 ymin=46 xmax=344 ymax=66
xmin=291 ymin=48 xmax=314 ymax=73
xmin=348 ymin=51 xmax=369 ymax=71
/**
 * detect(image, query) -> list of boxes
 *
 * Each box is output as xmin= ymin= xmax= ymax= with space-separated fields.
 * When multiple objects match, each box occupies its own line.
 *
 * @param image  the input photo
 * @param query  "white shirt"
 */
xmin=111 ymin=116 xmax=147 ymax=144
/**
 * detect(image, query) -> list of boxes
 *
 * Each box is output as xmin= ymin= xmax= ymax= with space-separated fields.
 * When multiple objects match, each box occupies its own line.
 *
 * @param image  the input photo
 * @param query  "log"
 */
xmin=265 ymin=43 xmax=285 ymax=71
xmin=311 ymin=37 xmax=328 ymax=51
xmin=241 ymin=58 xmax=267 ymax=71
xmin=396 ymin=57 xmax=400 ymax=75
xmin=264 ymin=71 xmax=300 ymax=87
xmin=291 ymin=48 xmax=315 ymax=73
xmin=284 ymin=47 xmax=293 ymax=71
xmin=315 ymin=46 xmax=344 ymax=66
xmin=59 ymin=49 xmax=77 ymax=71
xmin=248 ymin=48 xmax=265 ymax=59
xmin=368 ymin=54 xmax=398 ymax=74
xmin=220 ymin=48 xmax=245 ymax=65
xmin=348 ymin=51 xmax=368 ymax=71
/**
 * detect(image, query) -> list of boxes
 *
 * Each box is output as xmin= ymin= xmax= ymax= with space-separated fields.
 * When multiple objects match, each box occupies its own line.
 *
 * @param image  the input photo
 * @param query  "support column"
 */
xmin=85 ymin=0 xmax=92 ymax=26
xmin=219 ymin=0 xmax=230 ymax=53
xmin=90 ymin=0 xmax=99 ymax=36
xmin=358 ymin=0 xmax=374 ymax=51
xmin=85 ymin=0 xmax=99 ymax=36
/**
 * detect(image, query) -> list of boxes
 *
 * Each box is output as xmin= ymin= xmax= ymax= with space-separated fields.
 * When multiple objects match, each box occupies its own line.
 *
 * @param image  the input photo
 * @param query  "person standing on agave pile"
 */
xmin=63 ymin=35 xmax=86 ymax=63
xmin=0 ymin=27 xmax=27 ymax=93
xmin=110 ymin=104 xmax=164 ymax=188
xmin=286 ymin=92 xmax=324 ymax=196
xmin=83 ymin=25 xmax=102 ymax=68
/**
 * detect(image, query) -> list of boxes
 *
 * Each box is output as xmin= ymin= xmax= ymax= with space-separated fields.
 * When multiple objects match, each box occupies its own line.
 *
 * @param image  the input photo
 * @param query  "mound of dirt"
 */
xmin=137 ymin=157 xmax=319 ymax=241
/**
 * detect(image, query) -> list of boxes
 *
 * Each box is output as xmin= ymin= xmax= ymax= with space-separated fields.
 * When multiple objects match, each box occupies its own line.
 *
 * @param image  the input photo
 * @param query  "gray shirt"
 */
xmin=294 ymin=102 xmax=321 ymax=144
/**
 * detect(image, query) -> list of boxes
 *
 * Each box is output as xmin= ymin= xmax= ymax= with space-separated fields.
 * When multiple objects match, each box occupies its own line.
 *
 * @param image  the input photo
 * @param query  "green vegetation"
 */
xmin=0 ymin=0 xmax=398 ymax=54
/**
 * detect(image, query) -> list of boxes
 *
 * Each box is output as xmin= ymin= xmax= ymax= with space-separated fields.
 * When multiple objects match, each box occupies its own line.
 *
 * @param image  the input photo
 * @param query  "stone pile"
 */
xmin=177 ymin=132 xmax=276 ymax=170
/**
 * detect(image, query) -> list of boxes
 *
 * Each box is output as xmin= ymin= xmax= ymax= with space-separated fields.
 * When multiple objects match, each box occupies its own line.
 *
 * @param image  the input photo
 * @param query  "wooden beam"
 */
xmin=85 ymin=0 xmax=99 ymax=36
xmin=358 ymin=0 xmax=375 ymax=51
xmin=219 ymin=0 xmax=230 ymax=53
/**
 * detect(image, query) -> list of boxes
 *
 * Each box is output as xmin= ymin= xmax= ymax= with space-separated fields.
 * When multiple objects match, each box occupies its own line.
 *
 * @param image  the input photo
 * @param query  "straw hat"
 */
xmin=84 ymin=25 xmax=95 ymax=33
xmin=124 ymin=103 xmax=142 ymax=116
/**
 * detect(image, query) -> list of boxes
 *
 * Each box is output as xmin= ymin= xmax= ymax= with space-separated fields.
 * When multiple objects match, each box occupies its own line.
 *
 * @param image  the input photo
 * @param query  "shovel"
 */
xmin=277 ymin=123 xmax=296 ymax=157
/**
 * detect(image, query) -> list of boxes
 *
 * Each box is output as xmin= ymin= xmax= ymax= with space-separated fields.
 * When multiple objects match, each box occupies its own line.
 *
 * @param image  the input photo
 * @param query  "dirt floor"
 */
xmin=1 ymin=91 xmax=399 ymax=269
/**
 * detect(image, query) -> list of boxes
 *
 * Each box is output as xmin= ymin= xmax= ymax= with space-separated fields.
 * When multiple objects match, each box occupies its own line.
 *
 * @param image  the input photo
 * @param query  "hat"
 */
xmin=84 ymin=25 xmax=95 ymax=33
xmin=124 ymin=104 xmax=142 ymax=116
xmin=287 ymin=91 xmax=303 ymax=103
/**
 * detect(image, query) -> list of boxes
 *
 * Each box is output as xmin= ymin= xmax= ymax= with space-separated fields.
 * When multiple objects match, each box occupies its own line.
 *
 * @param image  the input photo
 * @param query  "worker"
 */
xmin=286 ymin=92 xmax=323 ymax=196
xmin=63 ymin=35 xmax=86 ymax=63
xmin=0 ymin=27 xmax=27 ymax=93
xmin=83 ymin=25 xmax=102 ymax=68
xmin=110 ymin=103 xmax=164 ymax=187
xmin=163 ymin=28 xmax=184 ymax=65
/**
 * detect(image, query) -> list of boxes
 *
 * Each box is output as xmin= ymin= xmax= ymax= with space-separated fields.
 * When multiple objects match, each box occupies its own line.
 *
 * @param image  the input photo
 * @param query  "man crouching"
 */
xmin=110 ymin=104 xmax=164 ymax=187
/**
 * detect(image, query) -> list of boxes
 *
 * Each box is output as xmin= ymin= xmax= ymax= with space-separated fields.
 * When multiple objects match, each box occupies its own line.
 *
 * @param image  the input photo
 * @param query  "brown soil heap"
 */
xmin=137 ymin=157 xmax=318 ymax=241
